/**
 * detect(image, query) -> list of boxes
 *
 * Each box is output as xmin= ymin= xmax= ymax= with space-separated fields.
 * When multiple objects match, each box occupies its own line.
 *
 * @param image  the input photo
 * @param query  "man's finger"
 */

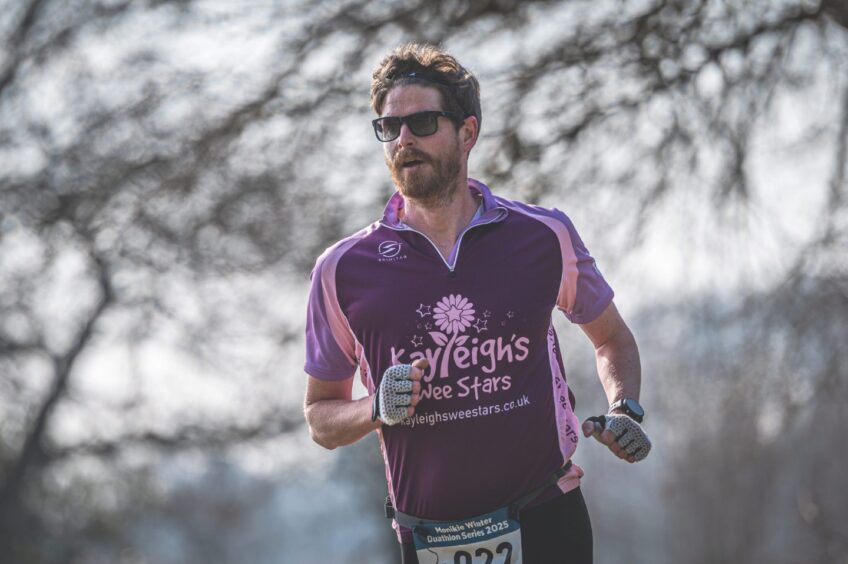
xmin=410 ymin=359 xmax=429 ymax=380
xmin=582 ymin=416 xmax=605 ymax=438
xmin=410 ymin=382 xmax=420 ymax=406
xmin=599 ymin=429 xmax=617 ymax=446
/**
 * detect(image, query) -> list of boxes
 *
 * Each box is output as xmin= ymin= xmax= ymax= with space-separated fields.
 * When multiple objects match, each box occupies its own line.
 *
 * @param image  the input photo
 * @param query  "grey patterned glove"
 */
xmin=587 ymin=414 xmax=652 ymax=461
xmin=371 ymin=364 xmax=414 ymax=426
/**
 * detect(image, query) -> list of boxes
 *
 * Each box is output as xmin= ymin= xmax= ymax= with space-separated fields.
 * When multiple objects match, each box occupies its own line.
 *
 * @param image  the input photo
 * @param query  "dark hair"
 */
xmin=370 ymin=43 xmax=482 ymax=135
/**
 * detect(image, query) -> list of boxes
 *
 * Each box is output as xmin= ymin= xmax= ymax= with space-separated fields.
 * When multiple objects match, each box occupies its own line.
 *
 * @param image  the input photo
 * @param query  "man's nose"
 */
xmin=396 ymin=122 xmax=417 ymax=146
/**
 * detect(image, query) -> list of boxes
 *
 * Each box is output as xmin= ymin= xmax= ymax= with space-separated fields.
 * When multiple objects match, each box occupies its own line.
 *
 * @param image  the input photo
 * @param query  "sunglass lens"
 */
xmin=375 ymin=118 xmax=400 ymax=141
xmin=407 ymin=113 xmax=438 ymax=136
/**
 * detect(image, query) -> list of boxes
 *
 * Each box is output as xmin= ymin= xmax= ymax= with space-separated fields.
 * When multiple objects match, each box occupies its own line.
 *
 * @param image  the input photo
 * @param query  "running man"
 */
xmin=303 ymin=43 xmax=651 ymax=564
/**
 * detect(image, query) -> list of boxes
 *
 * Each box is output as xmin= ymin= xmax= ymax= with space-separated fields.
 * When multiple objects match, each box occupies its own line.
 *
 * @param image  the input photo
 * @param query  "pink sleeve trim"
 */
xmin=502 ymin=205 xmax=580 ymax=314
xmin=317 ymin=238 xmax=361 ymax=367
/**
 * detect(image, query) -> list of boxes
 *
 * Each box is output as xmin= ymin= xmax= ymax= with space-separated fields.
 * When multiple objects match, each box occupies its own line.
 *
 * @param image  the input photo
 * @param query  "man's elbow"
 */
xmin=304 ymin=405 xmax=339 ymax=450
xmin=309 ymin=429 xmax=339 ymax=450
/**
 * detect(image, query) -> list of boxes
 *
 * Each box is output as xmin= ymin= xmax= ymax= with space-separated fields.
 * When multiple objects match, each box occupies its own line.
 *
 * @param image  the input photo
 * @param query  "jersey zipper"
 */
xmin=384 ymin=214 xmax=502 ymax=275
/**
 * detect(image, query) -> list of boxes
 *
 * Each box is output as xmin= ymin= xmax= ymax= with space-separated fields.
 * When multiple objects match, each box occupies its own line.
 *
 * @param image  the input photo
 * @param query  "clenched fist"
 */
xmin=582 ymin=414 xmax=652 ymax=463
xmin=371 ymin=359 xmax=427 ymax=425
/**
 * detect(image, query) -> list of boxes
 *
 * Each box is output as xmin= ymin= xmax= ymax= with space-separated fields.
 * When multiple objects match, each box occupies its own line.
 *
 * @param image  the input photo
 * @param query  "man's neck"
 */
xmin=400 ymin=177 xmax=479 ymax=251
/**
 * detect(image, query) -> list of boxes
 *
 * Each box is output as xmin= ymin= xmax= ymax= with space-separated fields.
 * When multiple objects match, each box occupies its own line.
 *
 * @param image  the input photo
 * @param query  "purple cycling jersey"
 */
xmin=305 ymin=179 xmax=614 ymax=542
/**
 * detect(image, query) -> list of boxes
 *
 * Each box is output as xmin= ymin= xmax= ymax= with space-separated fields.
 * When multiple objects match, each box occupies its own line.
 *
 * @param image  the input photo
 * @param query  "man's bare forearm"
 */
xmin=594 ymin=324 xmax=641 ymax=406
xmin=304 ymin=396 xmax=381 ymax=450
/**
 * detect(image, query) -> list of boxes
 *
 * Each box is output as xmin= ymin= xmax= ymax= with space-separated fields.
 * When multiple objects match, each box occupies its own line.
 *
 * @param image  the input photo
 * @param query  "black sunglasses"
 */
xmin=372 ymin=110 xmax=465 ymax=142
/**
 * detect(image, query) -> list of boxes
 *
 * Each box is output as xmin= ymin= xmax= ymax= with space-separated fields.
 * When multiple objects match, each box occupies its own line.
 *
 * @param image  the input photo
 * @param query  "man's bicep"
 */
xmin=304 ymin=374 xmax=355 ymax=407
xmin=578 ymin=301 xmax=628 ymax=349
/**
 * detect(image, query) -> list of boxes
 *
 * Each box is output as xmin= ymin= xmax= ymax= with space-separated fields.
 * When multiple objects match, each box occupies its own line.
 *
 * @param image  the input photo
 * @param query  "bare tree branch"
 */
xmin=0 ymin=249 xmax=113 ymax=518
xmin=0 ymin=0 xmax=48 ymax=94
xmin=827 ymin=81 xmax=848 ymax=216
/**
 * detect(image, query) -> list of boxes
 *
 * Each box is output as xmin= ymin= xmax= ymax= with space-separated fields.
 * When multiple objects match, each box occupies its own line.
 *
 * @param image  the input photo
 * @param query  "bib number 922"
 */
xmin=452 ymin=541 xmax=513 ymax=564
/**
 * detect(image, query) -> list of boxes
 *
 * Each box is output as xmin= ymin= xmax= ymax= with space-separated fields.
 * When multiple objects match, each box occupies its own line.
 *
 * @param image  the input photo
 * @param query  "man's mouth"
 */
xmin=394 ymin=150 xmax=429 ymax=171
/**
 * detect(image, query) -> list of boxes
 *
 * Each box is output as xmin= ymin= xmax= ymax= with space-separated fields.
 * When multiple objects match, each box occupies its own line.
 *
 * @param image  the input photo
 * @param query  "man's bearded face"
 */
xmin=387 ymin=132 xmax=462 ymax=207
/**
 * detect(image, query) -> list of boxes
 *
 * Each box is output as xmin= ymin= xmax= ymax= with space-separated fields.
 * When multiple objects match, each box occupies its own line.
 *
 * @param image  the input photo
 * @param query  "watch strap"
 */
xmin=371 ymin=388 xmax=380 ymax=422
xmin=609 ymin=398 xmax=644 ymax=423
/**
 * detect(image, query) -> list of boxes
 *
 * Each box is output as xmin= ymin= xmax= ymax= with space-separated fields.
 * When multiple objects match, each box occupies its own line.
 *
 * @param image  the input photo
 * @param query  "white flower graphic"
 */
xmin=432 ymin=294 xmax=475 ymax=335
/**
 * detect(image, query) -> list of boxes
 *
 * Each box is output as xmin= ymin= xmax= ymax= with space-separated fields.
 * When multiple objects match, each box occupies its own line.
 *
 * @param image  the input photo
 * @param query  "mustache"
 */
xmin=392 ymin=148 xmax=431 ymax=168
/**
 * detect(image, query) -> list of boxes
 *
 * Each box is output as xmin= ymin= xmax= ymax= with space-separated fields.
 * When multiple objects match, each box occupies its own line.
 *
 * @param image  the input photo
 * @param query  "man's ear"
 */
xmin=461 ymin=116 xmax=478 ymax=153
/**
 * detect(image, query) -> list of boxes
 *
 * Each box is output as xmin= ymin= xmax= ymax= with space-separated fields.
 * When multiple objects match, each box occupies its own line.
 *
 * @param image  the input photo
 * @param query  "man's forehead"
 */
xmin=382 ymin=84 xmax=443 ymax=117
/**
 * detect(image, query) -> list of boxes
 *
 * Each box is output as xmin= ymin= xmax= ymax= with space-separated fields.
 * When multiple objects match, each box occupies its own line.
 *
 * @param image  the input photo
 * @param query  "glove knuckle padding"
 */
xmin=605 ymin=414 xmax=652 ymax=461
xmin=379 ymin=364 xmax=413 ymax=425
xmin=388 ymin=379 xmax=413 ymax=394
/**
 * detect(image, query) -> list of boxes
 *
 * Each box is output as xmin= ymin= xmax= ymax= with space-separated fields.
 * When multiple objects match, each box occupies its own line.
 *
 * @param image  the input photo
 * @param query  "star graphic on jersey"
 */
xmin=483 ymin=310 xmax=492 ymax=318
xmin=416 ymin=304 xmax=432 ymax=318
xmin=411 ymin=335 xmax=424 ymax=348
xmin=506 ymin=310 xmax=515 ymax=319
xmin=425 ymin=322 xmax=433 ymax=330
xmin=473 ymin=319 xmax=488 ymax=333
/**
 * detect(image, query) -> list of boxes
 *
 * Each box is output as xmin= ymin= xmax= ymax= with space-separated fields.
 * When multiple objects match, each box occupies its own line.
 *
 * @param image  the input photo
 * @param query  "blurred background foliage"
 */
xmin=1 ymin=0 xmax=846 ymax=562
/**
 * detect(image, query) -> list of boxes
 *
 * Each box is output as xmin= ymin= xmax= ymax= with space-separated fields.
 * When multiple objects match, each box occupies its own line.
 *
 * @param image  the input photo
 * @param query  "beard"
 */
xmin=388 ymin=142 xmax=463 ymax=208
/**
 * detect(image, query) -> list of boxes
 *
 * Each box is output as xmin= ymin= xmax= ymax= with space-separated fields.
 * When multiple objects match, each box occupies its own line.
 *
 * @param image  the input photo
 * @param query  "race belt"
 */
xmin=385 ymin=461 xmax=572 ymax=564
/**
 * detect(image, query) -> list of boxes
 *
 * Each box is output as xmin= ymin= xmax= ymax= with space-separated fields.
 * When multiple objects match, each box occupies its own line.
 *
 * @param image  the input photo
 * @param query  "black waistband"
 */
xmin=386 ymin=460 xmax=573 ymax=528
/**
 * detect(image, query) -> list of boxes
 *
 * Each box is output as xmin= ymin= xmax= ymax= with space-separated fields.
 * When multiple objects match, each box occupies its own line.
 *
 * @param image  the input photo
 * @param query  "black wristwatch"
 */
xmin=608 ymin=398 xmax=644 ymax=423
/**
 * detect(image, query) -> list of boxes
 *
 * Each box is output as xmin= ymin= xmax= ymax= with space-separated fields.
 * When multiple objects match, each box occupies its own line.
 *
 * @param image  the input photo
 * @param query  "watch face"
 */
xmin=624 ymin=399 xmax=644 ymax=417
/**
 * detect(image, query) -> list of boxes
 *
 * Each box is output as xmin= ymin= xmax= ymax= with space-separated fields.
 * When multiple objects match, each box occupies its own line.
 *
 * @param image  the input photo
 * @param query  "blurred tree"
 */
xmin=0 ymin=0 xmax=846 ymax=562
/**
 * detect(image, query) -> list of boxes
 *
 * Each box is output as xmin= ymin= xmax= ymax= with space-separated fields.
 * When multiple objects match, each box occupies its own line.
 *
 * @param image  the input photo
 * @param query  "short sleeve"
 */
xmin=554 ymin=213 xmax=614 ymax=324
xmin=304 ymin=251 xmax=358 ymax=381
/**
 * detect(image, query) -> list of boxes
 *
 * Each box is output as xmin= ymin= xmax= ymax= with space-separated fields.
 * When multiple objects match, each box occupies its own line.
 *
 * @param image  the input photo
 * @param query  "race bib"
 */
xmin=412 ymin=506 xmax=522 ymax=564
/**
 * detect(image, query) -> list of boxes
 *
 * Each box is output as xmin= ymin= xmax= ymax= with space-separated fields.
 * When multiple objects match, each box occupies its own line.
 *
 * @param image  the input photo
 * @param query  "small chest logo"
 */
xmin=378 ymin=241 xmax=407 ymax=262
xmin=378 ymin=241 xmax=401 ymax=257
